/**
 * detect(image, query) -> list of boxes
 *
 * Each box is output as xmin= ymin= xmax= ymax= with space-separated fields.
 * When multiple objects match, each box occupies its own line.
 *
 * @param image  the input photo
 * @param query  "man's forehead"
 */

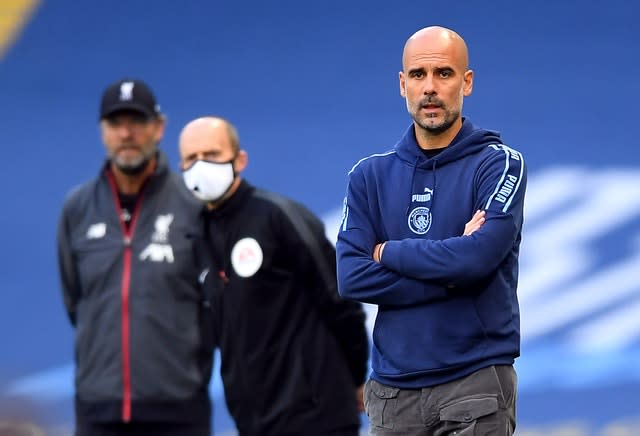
xmin=405 ymin=52 xmax=453 ymax=67
xmin=403 ymin=51 xmax=463 ymax=74
xmin=182 ymin=133 xmax=231 ymax=153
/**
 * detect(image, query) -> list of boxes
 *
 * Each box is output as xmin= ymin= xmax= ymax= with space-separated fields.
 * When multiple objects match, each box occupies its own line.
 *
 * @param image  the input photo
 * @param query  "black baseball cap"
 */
xmin=99 ymin=78 xmax=162 ymax=120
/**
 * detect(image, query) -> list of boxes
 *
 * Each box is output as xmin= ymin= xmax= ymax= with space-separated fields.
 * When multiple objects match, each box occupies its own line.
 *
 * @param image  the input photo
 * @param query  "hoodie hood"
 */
xmin=394 ymin=117 xmax=503 ymax=217
xmin=395 ymin=117 xmax=502 ymax=168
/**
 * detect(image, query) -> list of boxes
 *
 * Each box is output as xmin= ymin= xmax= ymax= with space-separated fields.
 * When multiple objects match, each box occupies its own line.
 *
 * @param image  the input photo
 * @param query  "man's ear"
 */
xmin=234 ymin=150 xmax=248 ymax=173
xmin=153 ymin=116 xmax=166 ymax=143
xmin=463 ymin=69 xmax=474 ymax=97
xmin=399 ymin=71 xmax=406 ymax=97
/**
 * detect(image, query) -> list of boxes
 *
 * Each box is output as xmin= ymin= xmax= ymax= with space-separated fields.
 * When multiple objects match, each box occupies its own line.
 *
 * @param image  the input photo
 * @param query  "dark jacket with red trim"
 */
xmin=56 ymin=152 xmax=213 ymax=424
xmin=203 ymin=180 xmax=369 ymax=436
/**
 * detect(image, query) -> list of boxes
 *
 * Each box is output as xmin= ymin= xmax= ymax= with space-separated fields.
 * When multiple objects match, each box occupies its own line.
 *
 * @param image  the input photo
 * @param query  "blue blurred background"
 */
xmin=1 ymin=0 xmax=640 ymax=434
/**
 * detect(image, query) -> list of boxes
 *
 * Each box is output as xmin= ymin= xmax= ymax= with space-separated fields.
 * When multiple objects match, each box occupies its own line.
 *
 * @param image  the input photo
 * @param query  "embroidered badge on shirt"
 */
xmin=408 ymin=206 xmax=432 ymax=235
xmin=86 ymin=222 xmax=106 ymax=239
xmin=139 ymin=214 xmax=175 ymax=263
xmin=231 ymin=237 xmax=263 ymax=278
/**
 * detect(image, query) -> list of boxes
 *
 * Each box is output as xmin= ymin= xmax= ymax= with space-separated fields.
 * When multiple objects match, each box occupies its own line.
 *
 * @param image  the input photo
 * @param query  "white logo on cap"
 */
xmin=120 ymin=82 xmax=134 ymax=101
xmin=231 ymin=237 xmax=263 ymax=278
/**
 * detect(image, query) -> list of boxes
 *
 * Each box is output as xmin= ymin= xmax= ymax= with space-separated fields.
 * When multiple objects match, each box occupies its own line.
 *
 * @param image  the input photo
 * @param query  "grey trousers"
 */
xmin=364 ymin=365 xmax=517 ymax=436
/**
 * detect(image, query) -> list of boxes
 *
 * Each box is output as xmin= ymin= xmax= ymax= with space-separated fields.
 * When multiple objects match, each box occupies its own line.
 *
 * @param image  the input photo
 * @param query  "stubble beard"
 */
xmin=412 ymin=106 xmax=460 ymax=136
xmin=111 ymin=146 xmax=155 ymax=176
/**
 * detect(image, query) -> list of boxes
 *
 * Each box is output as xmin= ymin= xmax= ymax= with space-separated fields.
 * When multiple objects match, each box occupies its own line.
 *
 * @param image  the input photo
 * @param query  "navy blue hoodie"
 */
xmin=336 ymin=118 xmax=526 ymax=388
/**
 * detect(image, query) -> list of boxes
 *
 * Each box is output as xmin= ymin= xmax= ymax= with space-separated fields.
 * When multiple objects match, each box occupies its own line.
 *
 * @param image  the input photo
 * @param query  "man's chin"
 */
xmin=418 ymin=117 xmax=456 ymax=135
xmin=113 ymin=157 xmax=151 ymax=176
xmin=419 ymin=121 xmax=446 ymax=134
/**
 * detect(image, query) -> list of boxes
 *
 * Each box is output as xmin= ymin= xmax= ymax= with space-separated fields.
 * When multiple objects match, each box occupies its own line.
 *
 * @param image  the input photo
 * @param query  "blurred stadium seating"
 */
xmin=1 ymin=1 xmax=639 ymax=434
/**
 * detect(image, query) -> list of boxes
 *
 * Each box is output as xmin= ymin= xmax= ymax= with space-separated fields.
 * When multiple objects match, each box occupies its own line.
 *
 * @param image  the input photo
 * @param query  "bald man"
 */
xmin=179 ymin=117 xmax=369 ymax=436
xmin=336 ymin=26 xmax=526 ymax=435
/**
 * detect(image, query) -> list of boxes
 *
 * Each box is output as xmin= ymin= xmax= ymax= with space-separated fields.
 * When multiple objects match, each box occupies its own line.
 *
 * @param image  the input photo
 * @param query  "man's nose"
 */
xmin=422 ymin=73 xmax=436 ymax=95
xmin=115 ymin=124 xmax=135 ymax=137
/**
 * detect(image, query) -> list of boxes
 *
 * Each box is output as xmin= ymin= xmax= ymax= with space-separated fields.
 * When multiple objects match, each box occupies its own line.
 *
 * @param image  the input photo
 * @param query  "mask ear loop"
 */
xmin=229 ymin=151 xmax=240 ymax=178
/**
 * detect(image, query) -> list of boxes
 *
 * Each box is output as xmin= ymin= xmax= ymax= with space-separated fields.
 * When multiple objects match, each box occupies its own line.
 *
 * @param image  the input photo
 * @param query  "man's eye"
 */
xmin=183 ymin=158 xmax=196 ymax=169
xmin=440 ymin=70 xmax=452 ymax=78
xmin=411 ymin=71 xmax=424 ymax=78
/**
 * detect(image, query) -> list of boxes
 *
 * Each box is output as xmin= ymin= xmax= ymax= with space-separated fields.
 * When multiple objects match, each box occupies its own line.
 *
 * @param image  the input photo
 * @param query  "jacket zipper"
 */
xmin=120 ymin=238 xmax=133 ymax=421
xmin=107 ymin=172 xmax=145 ymax=422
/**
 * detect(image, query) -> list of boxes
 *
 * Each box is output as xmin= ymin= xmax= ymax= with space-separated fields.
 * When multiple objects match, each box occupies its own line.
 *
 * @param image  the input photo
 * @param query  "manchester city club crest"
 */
xmin=408 ymin=206 xmax=432 ymax=235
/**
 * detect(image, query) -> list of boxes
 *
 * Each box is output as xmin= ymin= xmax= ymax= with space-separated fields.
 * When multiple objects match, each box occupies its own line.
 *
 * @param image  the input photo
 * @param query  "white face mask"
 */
xmin=182 ymin=159 xmax=235 ymax=202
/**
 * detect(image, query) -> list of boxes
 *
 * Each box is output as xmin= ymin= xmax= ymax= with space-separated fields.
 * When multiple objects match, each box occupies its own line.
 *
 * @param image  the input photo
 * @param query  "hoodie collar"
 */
xmin=395 ymin=117 xmax=502 ymax=168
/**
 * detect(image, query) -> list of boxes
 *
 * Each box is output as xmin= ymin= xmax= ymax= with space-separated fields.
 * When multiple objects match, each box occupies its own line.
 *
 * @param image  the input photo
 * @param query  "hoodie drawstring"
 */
xmin=406 ymin=158 xmax=438 ymax=217
xmin=430 ymin=159 xmax=437 ymax=210
xmin=406 ymin=157 xmax=420 ymax=216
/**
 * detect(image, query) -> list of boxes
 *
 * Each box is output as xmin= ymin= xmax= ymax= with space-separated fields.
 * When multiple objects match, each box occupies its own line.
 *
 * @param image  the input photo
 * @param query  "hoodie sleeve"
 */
xmin=336 ymin=166 xmax=450 ymax=306
xmin=380 ymin=145 xmax=526 ymax=285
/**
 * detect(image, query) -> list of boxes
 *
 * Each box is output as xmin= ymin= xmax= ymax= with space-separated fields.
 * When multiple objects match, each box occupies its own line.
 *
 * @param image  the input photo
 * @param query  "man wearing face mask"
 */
xmin=179 ymin=116 xmax=369 ymax=436
xmin=57 ymin=79 xmax=214 ymax=436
